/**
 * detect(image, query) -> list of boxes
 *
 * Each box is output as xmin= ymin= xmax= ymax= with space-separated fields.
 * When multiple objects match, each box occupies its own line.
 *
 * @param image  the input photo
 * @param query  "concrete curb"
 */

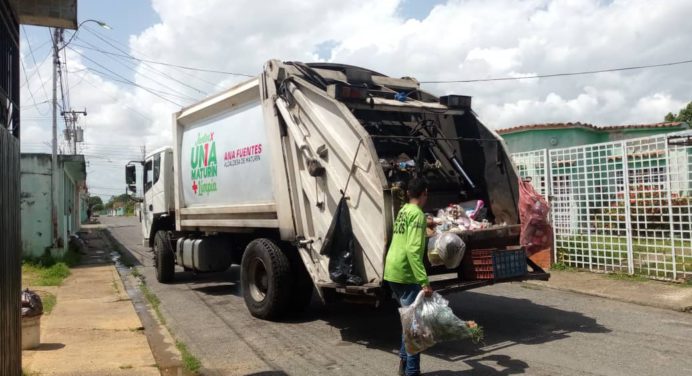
xmin=525 ymin=280 xmax=692 ymax=313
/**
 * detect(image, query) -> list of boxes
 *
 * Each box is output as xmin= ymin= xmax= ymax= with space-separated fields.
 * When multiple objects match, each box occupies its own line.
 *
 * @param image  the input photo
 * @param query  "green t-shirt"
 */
xmin=384 ymin=203 xmax=429 ymax=286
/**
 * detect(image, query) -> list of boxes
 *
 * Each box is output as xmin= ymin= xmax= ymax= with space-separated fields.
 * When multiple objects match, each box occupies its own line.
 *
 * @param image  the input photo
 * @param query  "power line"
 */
xmin=22 ymin=25 xmax=51 ymax=99
xmin=82 ymin=26 xmax=222 ymax=89
xmin=73 ymin=37 xmax=208 ymax=95
xmin=69 ymin=42 xmax=201 ymax=102
xmin=419 ymin=58 xmax=692 ymax=84
xmin=74 ymin=73 xmax=154 ymax=122
xmin=81 ymin=65 xmax=192 ymax=103
xmin=68 ymin=48 xmax=183 ymax=106
xmin=80 ymin=26 xmax=254 ymax=77
xmin=20 ymin=58 xmax=49 ymax=115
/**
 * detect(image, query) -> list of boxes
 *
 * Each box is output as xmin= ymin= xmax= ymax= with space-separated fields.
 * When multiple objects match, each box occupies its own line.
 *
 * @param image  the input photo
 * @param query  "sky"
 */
xmin=18 ymin=0 xmax=692 ymax=200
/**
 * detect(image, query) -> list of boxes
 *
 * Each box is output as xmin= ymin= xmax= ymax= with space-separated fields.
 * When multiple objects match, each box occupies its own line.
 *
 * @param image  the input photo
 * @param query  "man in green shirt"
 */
xmin=384 ymin=179 xmax=432 ymax=376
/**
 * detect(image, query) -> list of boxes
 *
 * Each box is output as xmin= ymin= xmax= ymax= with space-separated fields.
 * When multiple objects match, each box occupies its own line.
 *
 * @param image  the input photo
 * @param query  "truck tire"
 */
xmin=241 ymin=239 xmax=291 ymax=320
xmin=154 ymin=231 xmax=175 ymax=283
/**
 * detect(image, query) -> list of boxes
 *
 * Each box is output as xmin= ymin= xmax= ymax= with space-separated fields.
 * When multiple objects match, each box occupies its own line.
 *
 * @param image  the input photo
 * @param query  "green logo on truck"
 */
xmin=190 ymin=132 xmax=218 ymax=196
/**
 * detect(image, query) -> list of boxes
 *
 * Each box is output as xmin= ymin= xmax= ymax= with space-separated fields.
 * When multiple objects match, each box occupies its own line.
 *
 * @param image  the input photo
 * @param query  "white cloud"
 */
xmin=19 ymin=0 xmax=692 ymax=198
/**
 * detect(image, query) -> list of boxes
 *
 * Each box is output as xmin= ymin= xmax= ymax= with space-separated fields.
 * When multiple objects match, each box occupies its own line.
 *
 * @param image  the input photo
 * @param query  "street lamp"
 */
xmin=49 ymin=19 xmax=110 ymax=249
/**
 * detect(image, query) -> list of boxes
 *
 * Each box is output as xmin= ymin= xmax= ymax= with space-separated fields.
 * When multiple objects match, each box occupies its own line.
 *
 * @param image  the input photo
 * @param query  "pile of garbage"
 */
xmin=428 ymin=200 xmax=490 ymax=237
xmin=400 ymin=291 xmax=483 ymax=354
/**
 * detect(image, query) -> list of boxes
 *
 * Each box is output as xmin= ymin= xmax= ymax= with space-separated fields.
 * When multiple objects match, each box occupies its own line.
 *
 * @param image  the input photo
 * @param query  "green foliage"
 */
xmin=41 ymin=292 xmax=57 ymax=314
xmin=176 ymin=340 xmax=202 ymax=373
xmin=87 ymin=195 xmax=104 ymax=210
xmin=664 ymin=101 xmax=692 ymax=123
xmin=22 ymin=262 xmax=70 ymax=286
xmin=105 ymin=193 xmax=136 ymax=215
xmin=140 ymin=284 xmax=165 ymax=325
xmin=551 ymin=262 xmax=572 ymax=271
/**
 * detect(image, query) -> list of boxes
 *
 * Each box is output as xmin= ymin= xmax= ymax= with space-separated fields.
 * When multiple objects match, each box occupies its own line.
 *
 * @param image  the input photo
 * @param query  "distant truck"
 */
xmin=126 ymin=60 xmax=549 ymax=320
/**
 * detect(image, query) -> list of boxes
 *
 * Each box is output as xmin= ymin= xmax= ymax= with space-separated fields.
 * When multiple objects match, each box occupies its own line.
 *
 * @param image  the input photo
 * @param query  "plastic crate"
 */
xmin=461 ymin=248 xmax=527 ymax=280
xmin=492 ymin=249 xmax=527 ymax=279
xmin=465 ymin=249 xmax=496 ymax=280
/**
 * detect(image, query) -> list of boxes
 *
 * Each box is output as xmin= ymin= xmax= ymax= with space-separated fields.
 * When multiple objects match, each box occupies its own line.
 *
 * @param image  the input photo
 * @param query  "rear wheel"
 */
xmin=154 ymin=230 xmax=175 ymax=283
xmin=241 ymin=239 xmax=292 ymax=320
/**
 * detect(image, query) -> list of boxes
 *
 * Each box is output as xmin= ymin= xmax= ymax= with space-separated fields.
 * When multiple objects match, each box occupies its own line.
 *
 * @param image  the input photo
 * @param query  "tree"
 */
xmin=104 ymin=194 xmax=136 ymax=215
xmin=87 ymin=196 xmax=104 ymax=212
xmin=664 ymin=101 xmax=692 ymax=123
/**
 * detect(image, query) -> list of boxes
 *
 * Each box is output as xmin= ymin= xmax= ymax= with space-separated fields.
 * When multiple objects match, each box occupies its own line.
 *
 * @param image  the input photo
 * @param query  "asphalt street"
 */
xmin=102 ymin=216 xmax=692 ymax=376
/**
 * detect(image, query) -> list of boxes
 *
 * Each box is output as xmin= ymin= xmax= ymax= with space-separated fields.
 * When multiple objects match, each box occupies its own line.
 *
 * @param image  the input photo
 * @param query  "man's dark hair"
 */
xmin=407 ymin=178 xmax=428 ymax=199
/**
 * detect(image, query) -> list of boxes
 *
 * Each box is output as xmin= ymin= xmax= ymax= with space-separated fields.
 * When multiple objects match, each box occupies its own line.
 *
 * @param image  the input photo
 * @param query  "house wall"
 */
xmin=20 ymin=154 xmax=86 ymax=258
xmin=502 ymin=125 xmax=690 ymax=153
xmin=20 ymin=154 xmax=53 ymax=257
xmin=501 ymin=128 xmax=605 ymax=153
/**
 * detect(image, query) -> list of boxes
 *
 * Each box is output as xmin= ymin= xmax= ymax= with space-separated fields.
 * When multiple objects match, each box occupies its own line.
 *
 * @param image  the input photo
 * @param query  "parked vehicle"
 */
xmin=125 ymin=60 xmax=549 ymax=320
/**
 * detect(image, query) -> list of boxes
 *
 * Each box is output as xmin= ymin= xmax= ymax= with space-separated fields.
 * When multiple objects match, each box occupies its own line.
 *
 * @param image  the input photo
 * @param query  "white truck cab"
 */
xmin=127 ymin=147 xmax=175 ymax=246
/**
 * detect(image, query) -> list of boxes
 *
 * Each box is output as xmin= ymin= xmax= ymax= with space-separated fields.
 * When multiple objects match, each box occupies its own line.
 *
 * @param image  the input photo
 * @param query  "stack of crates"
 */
xmin=462 ymin=248 xmax=527 ymax=280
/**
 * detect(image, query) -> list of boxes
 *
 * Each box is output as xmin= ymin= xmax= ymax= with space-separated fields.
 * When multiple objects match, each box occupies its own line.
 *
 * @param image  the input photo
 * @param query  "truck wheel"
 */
xmin=241 ymin=239 xmax=291 ymax=320
xmin=154 ymin=231 xmax=175 ymax=283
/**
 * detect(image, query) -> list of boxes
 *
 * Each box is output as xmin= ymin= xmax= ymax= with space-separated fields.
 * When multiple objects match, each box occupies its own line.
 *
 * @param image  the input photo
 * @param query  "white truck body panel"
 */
xmin=179 ymin=102 xmax=273 ymax=207
xmin=173 ymin=77 xmax=295 ymax=238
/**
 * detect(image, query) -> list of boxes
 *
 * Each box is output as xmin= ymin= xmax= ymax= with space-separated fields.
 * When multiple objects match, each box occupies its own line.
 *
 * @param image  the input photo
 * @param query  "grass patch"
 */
xmin=138 ymin=277 xmax=203 ymax=373
xmin=607 ymin=272 xmax=649 ymax=282
xmin=140 ymin=284 xmax=165 ymax=325
xmin=41 ymin=292 xmax=57 ymax=314
xmin=131 ymin=267 xmax=141 ymax=278
xmin=118 ymin=365 xmax=133 ymax=370
xmin=22 ymin=247 xmax=82 ymax=287
xmin=22 ymin=262 xmax=71 ymax=286
xmin=22 ymin=369 xmax=40 ymax=376
xmin=176 ymin=340 xmax=202 ymax=373
xmin=550 ymin=262 xmax=574 ymax=271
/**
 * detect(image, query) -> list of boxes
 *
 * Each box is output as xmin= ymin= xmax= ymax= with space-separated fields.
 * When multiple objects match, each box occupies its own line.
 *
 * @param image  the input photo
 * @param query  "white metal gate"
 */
xmin=511 ymin=131 xmax=692 ymax=281
xmin=512 ymin=149 xmax=550 ymax=197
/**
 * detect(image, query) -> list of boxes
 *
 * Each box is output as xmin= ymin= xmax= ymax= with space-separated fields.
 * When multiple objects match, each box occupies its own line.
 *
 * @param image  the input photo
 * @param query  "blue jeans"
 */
xmin=389 ymin=282 xmax=422 ymax=376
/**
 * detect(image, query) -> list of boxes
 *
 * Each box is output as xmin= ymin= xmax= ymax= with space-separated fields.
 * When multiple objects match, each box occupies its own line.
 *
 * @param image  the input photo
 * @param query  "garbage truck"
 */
xmin=125 ymin=60 xmax=549 ymax=320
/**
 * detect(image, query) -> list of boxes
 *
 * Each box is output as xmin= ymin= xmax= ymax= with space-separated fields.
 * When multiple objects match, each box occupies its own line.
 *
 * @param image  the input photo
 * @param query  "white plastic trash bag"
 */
xmin=427 ymin=232 xmax=465 ymax=269
xmin=399 ymin=291 xmax=482 ymax=354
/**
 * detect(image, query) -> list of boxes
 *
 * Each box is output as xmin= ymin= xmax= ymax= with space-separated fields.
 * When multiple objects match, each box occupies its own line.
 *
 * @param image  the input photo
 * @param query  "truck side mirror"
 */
xmin=126 ymin=165 xmax=137 ymax=193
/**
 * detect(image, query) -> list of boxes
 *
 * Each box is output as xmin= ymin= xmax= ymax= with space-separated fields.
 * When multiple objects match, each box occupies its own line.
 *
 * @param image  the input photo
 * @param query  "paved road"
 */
xmin=102 ymin=216 xmax=692 ymax=376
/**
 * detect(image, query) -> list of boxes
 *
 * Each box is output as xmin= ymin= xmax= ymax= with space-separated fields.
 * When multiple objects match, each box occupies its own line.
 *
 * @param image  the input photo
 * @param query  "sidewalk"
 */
xmin=527 ymin=270 xmax=692 ymax=312
xmin=22 ymin=230 xmax=159 ymax=375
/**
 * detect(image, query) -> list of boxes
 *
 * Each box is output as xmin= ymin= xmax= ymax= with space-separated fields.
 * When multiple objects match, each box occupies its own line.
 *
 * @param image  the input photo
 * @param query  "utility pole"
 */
xmin=51 ymin=27 xmax=62 ymax=247
xmin=61 ymin=109 xmax=87 ymax=154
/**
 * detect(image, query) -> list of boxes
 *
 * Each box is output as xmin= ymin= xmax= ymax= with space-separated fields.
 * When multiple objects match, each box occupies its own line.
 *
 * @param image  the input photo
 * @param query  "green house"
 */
xmin=498 ymin=122 xmax=690 ymax=154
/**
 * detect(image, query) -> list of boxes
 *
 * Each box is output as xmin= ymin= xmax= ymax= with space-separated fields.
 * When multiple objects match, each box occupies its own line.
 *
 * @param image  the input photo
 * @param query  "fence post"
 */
xmin=548 ymin=150 xmax=559 ymax=265
xmin=622 ymin=141 xmax=635 ymax=275
xmin=580 ymin=149 xmax=594 ymax=271
xmin=664 ymin=140 xmax=677 ymax=280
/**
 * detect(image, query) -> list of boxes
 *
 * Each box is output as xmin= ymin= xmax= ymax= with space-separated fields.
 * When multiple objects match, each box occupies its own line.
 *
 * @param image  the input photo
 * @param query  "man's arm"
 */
xmin=405 ymin=211 xmax=429 ymax=287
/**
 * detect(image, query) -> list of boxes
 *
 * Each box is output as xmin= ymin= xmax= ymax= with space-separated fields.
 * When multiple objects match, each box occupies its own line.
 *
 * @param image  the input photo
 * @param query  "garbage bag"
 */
xmin=427 ymin=233 xmax=465 ymax=269
xmin=21 ymin=289 xmax=43 ymax=318
xmin=518 ymin=179 xmax=552 ymax=255
xmin=321 ymin=197 xmax=364 ymax=285
xmin=399 ymin=291 xmax=479 ymax=354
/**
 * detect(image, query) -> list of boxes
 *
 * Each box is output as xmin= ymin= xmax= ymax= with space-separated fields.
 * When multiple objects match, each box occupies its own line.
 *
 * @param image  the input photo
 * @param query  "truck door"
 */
xmin=142 ymin=157 xmax=154 ymax=242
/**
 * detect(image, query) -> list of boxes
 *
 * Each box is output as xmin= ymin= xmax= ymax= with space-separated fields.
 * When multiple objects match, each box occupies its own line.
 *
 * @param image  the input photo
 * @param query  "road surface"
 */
xmin=102 ymin=216 xmax=692 ymax=376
